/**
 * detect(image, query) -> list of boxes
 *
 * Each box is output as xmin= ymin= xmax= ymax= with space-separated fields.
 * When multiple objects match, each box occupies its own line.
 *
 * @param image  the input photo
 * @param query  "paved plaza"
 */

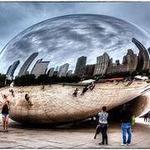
xmin=0 ymin=117 xmax=149 ymax=149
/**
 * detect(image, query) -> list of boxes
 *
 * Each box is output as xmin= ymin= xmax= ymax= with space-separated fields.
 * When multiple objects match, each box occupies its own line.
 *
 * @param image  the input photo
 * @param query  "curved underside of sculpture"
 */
xmin=0 ymin=81 xmax=150 ymax=124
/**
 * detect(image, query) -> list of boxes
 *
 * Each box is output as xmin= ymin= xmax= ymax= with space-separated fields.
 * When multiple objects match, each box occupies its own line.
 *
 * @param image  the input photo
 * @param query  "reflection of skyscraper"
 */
xmin=94 ymin=53 xmax=109 ymax=76
xmin=66 ymin=70 xmax=73 ymax=77
xmin=6 ymin=60 xmax=20 ymax=80
xmin=18 ymin=52 xmax=38 ymax=77
xmin=85 ymin=64 xmax=95 ymax=77
xmin=58 ymin=63 xmax=69 ymax=77
xmin=74 ymin=56 xmax=87 ymax=77
xmin=48 ymin=68 xmax=55 ymax=77
xmin=31 ymin=59 xmax=49 ymax=78
xmin=132 ymin=38 xmax=149 ymax=73
xmin=123 ymin=49 xmax=138 ymax=74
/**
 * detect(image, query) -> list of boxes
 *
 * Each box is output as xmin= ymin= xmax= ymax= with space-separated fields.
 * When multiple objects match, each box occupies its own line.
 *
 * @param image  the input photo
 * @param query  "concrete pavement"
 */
xmin=0 ymin=118 xmax=149 ymax=149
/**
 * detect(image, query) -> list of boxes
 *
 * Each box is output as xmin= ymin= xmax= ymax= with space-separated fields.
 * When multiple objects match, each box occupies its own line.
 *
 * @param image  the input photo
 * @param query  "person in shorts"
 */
xmin=1 ymin=100 xmax=10 ymax=131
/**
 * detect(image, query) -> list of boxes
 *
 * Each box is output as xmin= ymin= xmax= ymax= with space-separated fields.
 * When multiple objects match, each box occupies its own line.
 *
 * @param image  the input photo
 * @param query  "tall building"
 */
xmin=31 ymin=59 xmax=50 ymax=78
xmin=85 ymin=64 xmax=95 ymax=78
xmin=18 ymin=52 xmax=38 ymax=77
xmin=94 ymin=52 xmax=109 ymax=76
xmin=74 ymin=56 xmax=87 ymax=77
xmin=6 ymin=60 xmax=20 ymax=80
xmin=132 ymin=38 xmax=150 ymax=73
xmin=48 ymin=68 xmax=55 ymax=77
xmin=122 ymin=49 xmax=138 ymax=74
xmin=107 ymin=49 xmax=138 ymax=76
xmin=66 ymin=70 xmax=73 ymax=77
xmin=58 ymin=63 xmax=69 ymax=77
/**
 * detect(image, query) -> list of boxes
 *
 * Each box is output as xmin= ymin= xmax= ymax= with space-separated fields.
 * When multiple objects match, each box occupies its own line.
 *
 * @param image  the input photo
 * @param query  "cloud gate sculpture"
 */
xmin=0 ymin=81 xmax=150 ymax=124
xmin=0 ymin=14 xmax=150 ymax=124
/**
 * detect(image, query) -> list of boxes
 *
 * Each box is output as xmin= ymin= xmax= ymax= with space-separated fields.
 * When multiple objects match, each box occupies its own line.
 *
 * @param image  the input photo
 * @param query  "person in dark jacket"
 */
xmin=1 ymin=100 xmax=10 ymax=131
xmin=120 ymin=106 xmax=133 ymax=146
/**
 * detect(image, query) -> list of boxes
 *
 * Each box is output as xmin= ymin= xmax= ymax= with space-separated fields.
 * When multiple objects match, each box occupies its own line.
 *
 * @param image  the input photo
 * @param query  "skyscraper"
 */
xmin=74 ymin=56 xmax=87 ymax=77
xmin=66 ymin=70 xmax=73 ymax=77
xmin=48 ymin=68 xmax=55 ymax=77
xmin=6 ymin=60 xmax=20 ymax=80
xmin=31 ymin=59 xmax=50 ymax=78
xmin=58 ymin=63 xmax=69 ymax=77
xmin=132 ymin=38 xmax=150 ymax=73
xmin=18 ymin=52 xmax=38 ymax=77
xmin=94 ymin=52 xmax=109 ymax=76
xmin=85 ymin=64 xmax=95 ymax=78
xmin=122 ymin=49 xmax=138 ymax=74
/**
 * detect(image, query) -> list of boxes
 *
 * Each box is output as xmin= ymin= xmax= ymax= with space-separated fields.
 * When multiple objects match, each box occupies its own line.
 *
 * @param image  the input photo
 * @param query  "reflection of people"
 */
xmin=120 ymin=107 xmax=133 ymax=146
xmin=97 ymin=106 xmax=109 ymax=145
xmin=1 ymin=100 xmax=10 ymax=131
xmin=25 ymin=94 xmax=33 ymax=106
xmin=72 ymin=88 xmax=79 ymax=97
xmin=89 ymin=82 xmax=95 ymax=90
xmin=9 ymin=89 xmax=15 ymax=97
xmin=144 ymin=113 xmax=148 ymax=122
xmin=81 ymin=85 xmax=89 ymax=95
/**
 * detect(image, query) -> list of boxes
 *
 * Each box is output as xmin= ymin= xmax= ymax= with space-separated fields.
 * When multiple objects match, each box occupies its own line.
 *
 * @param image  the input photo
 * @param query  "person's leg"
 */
xmin=121 ymin=123 xmax=127 ymax=144
xmin=94 ymin=125 xmax=99 ymax=139
xmin=103 ymin=125 xmax=108 ymax=145
xmin=101 ymin=126 xmax=105 ymax=145
xmin=127 ymin=126 xmax=132 ymax=144
xmin=5 ymin=115 xmax=9 ymax=131
xmin=2 ymin=116 xmax=5 ymax=130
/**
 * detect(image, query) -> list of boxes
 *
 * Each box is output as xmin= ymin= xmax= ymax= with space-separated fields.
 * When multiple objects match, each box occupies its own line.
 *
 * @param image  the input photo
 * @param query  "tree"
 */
xmin=14 ymin=74 xmax=36 ymax=86
xmin=0 ymin=74 xmax=6 ymax=87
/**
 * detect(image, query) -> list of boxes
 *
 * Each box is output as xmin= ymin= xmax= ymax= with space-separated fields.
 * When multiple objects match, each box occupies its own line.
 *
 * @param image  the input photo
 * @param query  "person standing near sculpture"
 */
xmin=120 ymin=106 xmax=133 ymax=146
xmin=1 ymin=95 xmax=10 ymax=131
xmin=97 ymin=106 xmax=109 ymax=145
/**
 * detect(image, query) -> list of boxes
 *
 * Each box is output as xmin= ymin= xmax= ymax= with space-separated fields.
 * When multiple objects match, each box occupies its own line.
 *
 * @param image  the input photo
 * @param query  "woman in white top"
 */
xmin=94 ymin=106 xmax=109 ymax=145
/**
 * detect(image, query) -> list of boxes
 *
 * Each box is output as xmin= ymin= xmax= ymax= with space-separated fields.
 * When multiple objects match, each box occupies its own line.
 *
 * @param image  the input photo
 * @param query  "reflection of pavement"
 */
xmin=0 ymin=116 xmax=149 ymax=149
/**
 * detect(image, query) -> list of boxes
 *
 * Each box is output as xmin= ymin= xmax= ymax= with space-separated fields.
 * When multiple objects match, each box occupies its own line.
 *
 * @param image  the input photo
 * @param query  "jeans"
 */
xmin=100 ymin=124 xmax=108 ymax=144
xmin=121 ymin=122 xmax=132 ymax=144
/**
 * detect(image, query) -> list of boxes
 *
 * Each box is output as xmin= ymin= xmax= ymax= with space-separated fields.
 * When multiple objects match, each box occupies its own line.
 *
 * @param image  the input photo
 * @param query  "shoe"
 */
xmin=127 ymin=143 xmax=131 ymax=146
xmin=99 ymin=142 xmax=104 ymax=145
xmin=121 ymin=143 xmax=126 ymax=146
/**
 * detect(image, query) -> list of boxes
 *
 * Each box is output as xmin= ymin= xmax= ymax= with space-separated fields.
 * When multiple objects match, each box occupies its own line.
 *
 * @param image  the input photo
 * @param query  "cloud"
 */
xmin=0 ymin=2 xmax=150 ymax=73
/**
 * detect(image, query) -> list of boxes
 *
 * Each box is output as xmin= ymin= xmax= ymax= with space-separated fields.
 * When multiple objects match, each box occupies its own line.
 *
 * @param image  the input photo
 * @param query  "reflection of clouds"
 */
xmin=0 ymin=14 xmax=149 ymax=74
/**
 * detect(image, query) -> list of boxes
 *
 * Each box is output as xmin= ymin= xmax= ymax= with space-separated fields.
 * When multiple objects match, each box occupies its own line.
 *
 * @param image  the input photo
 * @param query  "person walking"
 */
xmin=97 ymin=106 xmax=109 ymax=145
xmin=120 ymin=106 xmax=133 ymax=146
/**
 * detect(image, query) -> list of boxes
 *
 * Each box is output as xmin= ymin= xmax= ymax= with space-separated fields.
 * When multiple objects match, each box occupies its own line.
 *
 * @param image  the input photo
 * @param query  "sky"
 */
xmin=1 ymin=2 xmax=150 ymax=52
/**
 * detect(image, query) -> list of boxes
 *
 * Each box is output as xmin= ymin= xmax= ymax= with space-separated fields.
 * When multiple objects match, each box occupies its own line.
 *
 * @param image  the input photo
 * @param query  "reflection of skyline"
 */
xmin=6 ymin=38 xmax=150 ymax=80
xmin=0 ymin=14 xmax=149 ymax=75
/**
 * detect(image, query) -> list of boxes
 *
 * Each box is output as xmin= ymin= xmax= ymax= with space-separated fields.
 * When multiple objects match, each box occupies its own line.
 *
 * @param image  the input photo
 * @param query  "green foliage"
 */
xmin=14 ymin=74 xmax=36 ymax=86
xmin=0 ymin=74 xmax=6 ymax=87
xmin=14 ymin=74 xmax=81 ymax=86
